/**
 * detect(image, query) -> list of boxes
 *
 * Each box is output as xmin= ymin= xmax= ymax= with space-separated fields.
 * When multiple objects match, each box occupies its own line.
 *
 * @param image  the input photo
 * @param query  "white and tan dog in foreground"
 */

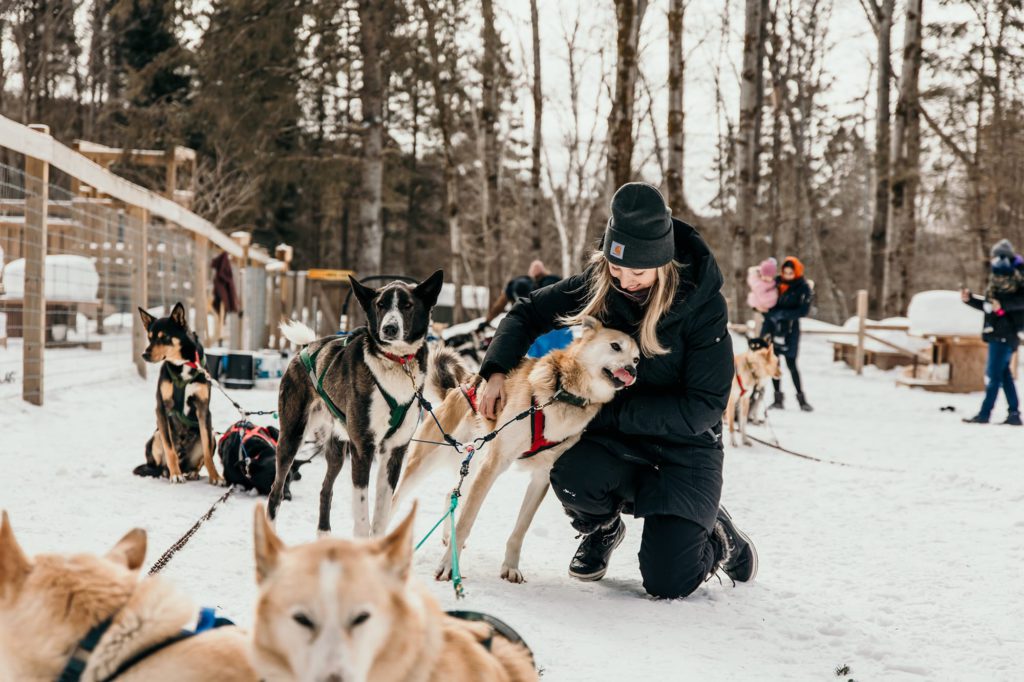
xmin=252 ymin=504 xmax=537 ymax=682
xmin=391 ymin=316 xmax=639 ymax=584
xmin=0 ymin=511 xmax=256 ymax=682
xmin=725 ymin=338 xmax=781 ymax=447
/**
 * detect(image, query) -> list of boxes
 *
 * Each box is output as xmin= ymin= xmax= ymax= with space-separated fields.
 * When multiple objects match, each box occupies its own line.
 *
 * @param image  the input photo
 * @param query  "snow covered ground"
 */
xmin=2 ymin=335 xmax=1022 ymax=680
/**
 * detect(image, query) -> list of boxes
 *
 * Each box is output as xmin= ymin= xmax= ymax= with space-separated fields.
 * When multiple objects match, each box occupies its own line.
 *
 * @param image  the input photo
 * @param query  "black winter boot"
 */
xmin=797 ymin=393 xmax=814 ymax=412
xmin=963 ymin=414 xmax=989 ymax=424
xmin=1003 ymin=412 xmax=1022 ymax=426
xmin=568 ymin=517 xmax=625 ymax=581
xmin=713 ymin=507 xmax=758 ymax=583
xmin=769 ymin=392 xmax=784 ymax=410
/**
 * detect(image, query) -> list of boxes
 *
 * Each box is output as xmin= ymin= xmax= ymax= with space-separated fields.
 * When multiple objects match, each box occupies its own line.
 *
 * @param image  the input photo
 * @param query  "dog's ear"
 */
xmin=253 ymin=504 xmax=285 ymax=583
xmin=138 ymin=307 xmax=156 ymax=330
xmin=376 ymin=502 xmax=416 ymax=582
xmin=580 ymin=315 xmax=601 ymax=337
xmin=349 ymin=276 xmax=378 ymax=313
xmin=0 ymin=511 xmax=32 ymax=594
xmin=105 ymin=528 xmax=147 ymax=571
xmin=413 ymin=270 xmax=445 ymax=307
xmin=170 ymin=302 xmax=188 ymax=329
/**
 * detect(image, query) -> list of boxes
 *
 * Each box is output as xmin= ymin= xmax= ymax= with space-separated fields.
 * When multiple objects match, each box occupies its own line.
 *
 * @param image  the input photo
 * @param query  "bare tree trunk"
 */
xmin=884 ymin=0 xmax=922 ymax=316
xmin=529 ymin=0 xmax=543 ymax=254
xmin=606 ymin=0 xmax=648 ymax=197
xmin=868 ymin=0 xmax=894 ymax=317
xmin=356 ymin=0 xmax=385 ymax=276
xmin=420 ymin=0 xmax=463 ymax=320
xmin=480 ymin=0 xmax=501 ymax=294
xmin=665 ymin=0 xmax=687 ymax=215
xmin=732 ymin=0 xmax=765 ymax=318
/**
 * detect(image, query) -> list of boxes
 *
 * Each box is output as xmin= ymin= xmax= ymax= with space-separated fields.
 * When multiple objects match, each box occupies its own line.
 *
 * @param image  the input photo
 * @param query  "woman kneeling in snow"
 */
xmin=476 ymin=182 xmax=757 ymax=599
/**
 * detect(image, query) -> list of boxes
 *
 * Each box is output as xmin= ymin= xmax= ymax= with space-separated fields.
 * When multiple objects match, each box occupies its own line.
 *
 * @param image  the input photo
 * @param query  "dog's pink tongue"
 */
xmin=613 ymin=368 xmax=636 ymax=386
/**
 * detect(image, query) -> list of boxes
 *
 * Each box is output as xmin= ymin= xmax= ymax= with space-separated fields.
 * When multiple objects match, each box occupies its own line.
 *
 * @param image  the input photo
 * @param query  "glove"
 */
xmin=476 ymin=321 xmax=490 ymax=333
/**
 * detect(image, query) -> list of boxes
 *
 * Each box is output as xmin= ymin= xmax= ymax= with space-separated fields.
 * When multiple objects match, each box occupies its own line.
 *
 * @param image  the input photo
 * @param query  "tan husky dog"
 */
xmin=725 ymin=339 xmax=781 ymax=447
xmin=0 ymin=511 xmax=256 ymax=682
xmin=252 ymin=504 xmax=537 ymax=682
xmin=390 ymin=317 xmax=639 ymax=583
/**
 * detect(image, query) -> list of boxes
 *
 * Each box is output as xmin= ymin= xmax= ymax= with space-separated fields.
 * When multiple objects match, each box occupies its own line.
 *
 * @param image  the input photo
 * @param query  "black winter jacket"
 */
xmin=965 ymin=288 xmax=1024 ymax=347
xmin=761 ymin=277 xmax=812 ymax=359
xmin=479 ymin=220 xmax=734 ymax=529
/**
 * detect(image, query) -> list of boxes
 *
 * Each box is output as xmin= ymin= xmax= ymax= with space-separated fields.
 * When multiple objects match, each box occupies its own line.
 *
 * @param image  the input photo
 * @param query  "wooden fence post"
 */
xmin=855 ymin=289 xmax=868 ymax=375
xmin=23 ymin=124 xmax=50 ymax=405
xmin=193 ymin=233 xmax=209 ymax=344
xmin=128 ymin=206 xmax=149 ymax=378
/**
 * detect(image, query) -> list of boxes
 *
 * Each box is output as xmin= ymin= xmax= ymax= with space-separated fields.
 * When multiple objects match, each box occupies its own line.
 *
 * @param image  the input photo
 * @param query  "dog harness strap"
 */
xmin=98 ymin=608 xmax=235 ymax=682
xmin=169 ymin=378 xmax=199 ymax=428
xmin=551 ymin=378 xmax=589 ymax=408
xmin=736 ymin=373 xmax=747 ymax=396
xmin=461 ymin=384 xmax=480 ymax=413
xmin=370 ymin=373 xmax=415 ymax=440
xmin=56 ymin=619 xmax=113 ymax=682
xmin=445 ymin=610 xmax=535 ymax=665
xmin=300 ymin=346 xmax=348 ymax=424
xmin=520 ymin=398 xmax=562 ymax=459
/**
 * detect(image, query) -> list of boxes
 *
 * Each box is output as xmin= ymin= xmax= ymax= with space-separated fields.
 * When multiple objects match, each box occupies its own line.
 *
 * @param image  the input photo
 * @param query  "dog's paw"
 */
xmin=185 ymin=471 xmax=200 ymax=481
xmin=500 ymin=564 xmax=526 ymax=584
xmin=317 ymin=528 xmax=332 ymax=538
xmin=208 ymin=474 xmax=227 ymax=487
xmin=169 ymin=474 xmax=186 ymax=484
xmin=434 ymin=560 xmax=453 ymax=582
xmin=742 ymin=438 xmax=753 ymax=447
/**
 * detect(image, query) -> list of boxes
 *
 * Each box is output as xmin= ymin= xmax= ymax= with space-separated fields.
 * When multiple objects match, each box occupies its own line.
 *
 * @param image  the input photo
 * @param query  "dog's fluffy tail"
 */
xmin=279 ymin=319 xmax=318 ymax=346
xmin=423 ymin=345 xmax=472 ymax=407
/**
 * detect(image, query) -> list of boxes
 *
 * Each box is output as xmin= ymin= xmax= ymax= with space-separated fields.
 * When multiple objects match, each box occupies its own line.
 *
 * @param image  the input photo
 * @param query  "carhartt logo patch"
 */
xmin=610 ymin=241 xmax=625 ymax=259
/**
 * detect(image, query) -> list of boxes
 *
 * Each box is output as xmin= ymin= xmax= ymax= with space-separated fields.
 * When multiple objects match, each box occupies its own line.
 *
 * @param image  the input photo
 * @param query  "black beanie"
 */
xmin=603 ymin=183 xmax=675 ymax=269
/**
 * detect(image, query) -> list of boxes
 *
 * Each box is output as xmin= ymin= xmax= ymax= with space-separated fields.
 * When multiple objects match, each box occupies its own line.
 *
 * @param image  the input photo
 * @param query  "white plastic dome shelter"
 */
xmin=907 ymin=290 xmax=983 ymax=337
xmin=0 ymin=255 xmax=100 ymax=301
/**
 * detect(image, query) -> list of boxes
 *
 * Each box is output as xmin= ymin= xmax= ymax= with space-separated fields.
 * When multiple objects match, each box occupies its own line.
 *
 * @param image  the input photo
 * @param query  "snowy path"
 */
xmin=2 ymin=338 xmax=1022 ymax=680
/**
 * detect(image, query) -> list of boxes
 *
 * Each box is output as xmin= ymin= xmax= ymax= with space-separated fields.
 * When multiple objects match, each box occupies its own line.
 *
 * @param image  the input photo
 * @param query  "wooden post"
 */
xmin=193 ymin=233 xmax=210 ymax=344
xmin=855 ymin=289 xmax=869 ymax=375
xmin=165 ymin=150 xmax=177 ymax=200
xmin=23 ymin=124 xmax=50 ymax=405
xmin=230 ymin=231 xmax=251 ymax=349
xmin=128 ymin=205 xmax=149 ymax=378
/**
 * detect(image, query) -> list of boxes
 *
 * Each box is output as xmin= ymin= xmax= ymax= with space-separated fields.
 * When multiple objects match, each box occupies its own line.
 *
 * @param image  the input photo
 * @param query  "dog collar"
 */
xmin=57 ymin=618 xmax=112 ymax=682
xmin=552 ymin=379 xmax=589 ymax=408
xmin=382 ymin=350 xmax=417 ymax=365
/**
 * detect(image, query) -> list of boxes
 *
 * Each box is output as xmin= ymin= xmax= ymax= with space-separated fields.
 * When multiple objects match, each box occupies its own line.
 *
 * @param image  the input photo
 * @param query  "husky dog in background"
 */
xmin=391 ymin=317 xmax=639 ymax=584
xmin=726 ymin=337 xmax=781 ymax=447
xmin=135 ymin=302 xmax=223 ymax=486
xmin=268 ymin=271 xmax=457 ymax=538
xmin=0 ymin=511 xmax=256 ymax=681
xmin=251 ymin=504 xmax=537 ymax=682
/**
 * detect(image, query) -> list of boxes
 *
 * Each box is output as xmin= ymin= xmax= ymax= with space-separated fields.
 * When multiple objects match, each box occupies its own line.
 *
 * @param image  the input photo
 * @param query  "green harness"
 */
xmin=167 ymin=354 xmax=205 ymax=428
xmin=299 ymin=336 xmax=416 ymax=441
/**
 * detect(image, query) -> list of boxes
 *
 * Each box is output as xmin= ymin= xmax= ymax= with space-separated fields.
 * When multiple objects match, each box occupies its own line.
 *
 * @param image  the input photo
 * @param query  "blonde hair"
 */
xmin=561 ymin=250 xmax=680 ymax=357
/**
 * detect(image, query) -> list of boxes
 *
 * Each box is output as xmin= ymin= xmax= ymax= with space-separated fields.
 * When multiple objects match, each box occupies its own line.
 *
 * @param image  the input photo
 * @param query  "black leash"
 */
xmin=147 ymin=488 xmax=235 ymax=575
xmin=747 ymin=430 xmax=903 ymax=474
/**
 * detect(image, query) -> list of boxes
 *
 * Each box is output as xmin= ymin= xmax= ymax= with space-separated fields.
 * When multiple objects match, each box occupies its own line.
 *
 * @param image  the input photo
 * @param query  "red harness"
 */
xmin=460 ymin=386 xmax=562 ymax=459
xmin=736 ymin=373 xmax=747 ymax=396
xmin=218 ymin=423 xmax=278 ymax=451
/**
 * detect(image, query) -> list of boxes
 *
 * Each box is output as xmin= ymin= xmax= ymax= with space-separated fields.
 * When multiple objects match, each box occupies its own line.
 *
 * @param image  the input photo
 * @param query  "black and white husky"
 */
xmin=267 ymin=271 xmax=467 ymax=537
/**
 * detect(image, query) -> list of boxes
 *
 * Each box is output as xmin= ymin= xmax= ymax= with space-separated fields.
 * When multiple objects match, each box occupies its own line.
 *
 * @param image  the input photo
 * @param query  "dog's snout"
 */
xmin=141 ymin=350 xmax=152 ymax=361
xmin=625 ymin=365 xmax=637 ymax=377
xmin=382 ymin=323 xmax=399 ymax=338
xmin=323 ymin=675 xmax=343 ymax=682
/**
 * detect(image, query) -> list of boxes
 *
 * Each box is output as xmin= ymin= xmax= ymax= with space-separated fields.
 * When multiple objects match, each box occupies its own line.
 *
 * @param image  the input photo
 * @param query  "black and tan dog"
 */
xmin=134 ymin=303 xmax=224 ymax=485
xmin=267 ymin=271 xmax=464 ymax=538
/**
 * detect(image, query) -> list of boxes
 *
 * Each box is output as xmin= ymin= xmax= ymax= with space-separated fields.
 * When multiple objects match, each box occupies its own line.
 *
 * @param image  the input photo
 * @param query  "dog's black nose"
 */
xmin=382 ymin=323 xmax=399 ymax=338
xmin=142 ymin=351 xmax=151 ymax=361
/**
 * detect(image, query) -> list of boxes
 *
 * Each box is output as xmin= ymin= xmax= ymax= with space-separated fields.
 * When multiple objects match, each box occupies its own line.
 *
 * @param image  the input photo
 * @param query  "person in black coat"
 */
xmin=477 ymin=182 xmax=758 ymax=599
xmin=761 ymin=256 xmax=813 ymax=412
xmin=961 ymin=239 xmax=1024 ymax=425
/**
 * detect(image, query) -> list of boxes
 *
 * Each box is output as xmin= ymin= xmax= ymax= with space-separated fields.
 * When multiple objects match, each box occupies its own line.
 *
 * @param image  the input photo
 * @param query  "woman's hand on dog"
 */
xmin=479 ymin=373 xmax=506 ymax=420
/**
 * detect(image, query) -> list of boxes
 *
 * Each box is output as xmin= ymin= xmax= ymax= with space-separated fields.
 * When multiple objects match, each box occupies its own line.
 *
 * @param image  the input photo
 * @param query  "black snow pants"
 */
xmin=549 ymin=437 xmax=724 ymax=599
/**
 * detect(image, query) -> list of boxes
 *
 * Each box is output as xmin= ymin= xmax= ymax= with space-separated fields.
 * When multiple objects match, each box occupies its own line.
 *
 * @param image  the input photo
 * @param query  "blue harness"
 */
xmin=57 ymin=607 xmax=233 ymax=682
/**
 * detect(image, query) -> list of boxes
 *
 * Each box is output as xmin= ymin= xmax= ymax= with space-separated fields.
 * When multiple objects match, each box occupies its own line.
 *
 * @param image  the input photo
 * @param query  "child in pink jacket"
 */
xmin=747 ymin=257 xmax=779 ymax=312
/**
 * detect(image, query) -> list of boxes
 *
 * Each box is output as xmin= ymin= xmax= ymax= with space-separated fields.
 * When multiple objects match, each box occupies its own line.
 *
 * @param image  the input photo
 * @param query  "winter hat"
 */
xmin=991 ymin=239 xmax=1015 ymax=259
xmin=758 ymin=257 xmax=778 ymax=279
xmin=781 ymin=256 xmax=805 ymax=279
xmin=603 ymin=183 xmax=675 ymax=269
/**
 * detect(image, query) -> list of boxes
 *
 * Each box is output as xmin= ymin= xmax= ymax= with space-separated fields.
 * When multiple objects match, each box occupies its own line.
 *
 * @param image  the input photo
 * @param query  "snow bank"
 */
xmin=907 ymin=290 xmax=982 ymax=337
xmin=1 ymin=255 xmax=99 ymax=301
